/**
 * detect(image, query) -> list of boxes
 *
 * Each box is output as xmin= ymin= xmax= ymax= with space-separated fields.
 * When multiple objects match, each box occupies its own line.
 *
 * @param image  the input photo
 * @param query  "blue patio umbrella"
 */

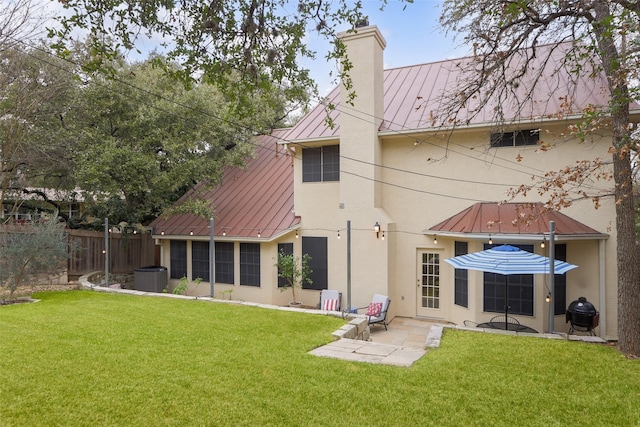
xmin=444 ymin=245 xmax=578 ymax=328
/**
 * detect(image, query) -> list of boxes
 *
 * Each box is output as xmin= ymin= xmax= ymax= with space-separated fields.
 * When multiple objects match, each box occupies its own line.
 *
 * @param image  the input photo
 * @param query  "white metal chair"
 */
xmin=319 ymin=289 xmax=341 ymax=312
xmin=358 ymin=294 xmax=391 ymax=330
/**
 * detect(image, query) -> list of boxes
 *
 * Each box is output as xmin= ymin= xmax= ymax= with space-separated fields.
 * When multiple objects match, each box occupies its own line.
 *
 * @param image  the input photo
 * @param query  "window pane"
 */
xmin=490 ymin=130 xmax=539 ymax=147
xmin=302 ymin=148 xmax=322 ymax=182
xmin=192 ymin=241 xmax=210 ymax=282
xmin=302 ymin=236 xmax=327 ymax=290
xmin=482 ymin=244 xmax=534 ymax=316
xmin=240 ymin=243 xmax=260 ymax=287
xmin=454 ymin=241 xmax=468 ymax=308
xmin=553 ymin=244 xmax=567 ymax=314
xmin=170 ymin=240 xmax=187 ymax=279
xmin=277 ymin=243 xmax=294 ymax=288
xmin=215 ymin=242 xmax=234 ymax=284
xmin=322 ymin=145 xmax=340 ymax=181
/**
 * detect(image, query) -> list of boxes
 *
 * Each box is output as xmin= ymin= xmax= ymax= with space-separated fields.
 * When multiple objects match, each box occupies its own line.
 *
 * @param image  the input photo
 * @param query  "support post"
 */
xmin=210 ymin=217 xmax=215 ymax=298
xmin=104 ymin=218 xmax=109 ymax=287
xmin=347 ymin=220 xmax=352 ymax=314
xmin=548 ymin=220 xmax=556 ymax=332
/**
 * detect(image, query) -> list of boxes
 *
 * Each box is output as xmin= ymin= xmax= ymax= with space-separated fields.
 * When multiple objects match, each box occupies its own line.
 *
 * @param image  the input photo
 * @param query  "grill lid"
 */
xmin=567 ymin=296 xmax=597 ymax=316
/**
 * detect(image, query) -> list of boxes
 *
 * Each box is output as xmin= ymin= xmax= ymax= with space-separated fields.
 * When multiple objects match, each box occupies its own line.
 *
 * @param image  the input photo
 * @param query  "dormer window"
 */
xmin=490 ymin=129 xmax=539 ymax=147
xmin=302 ymin=145 xmax=340 ymax=182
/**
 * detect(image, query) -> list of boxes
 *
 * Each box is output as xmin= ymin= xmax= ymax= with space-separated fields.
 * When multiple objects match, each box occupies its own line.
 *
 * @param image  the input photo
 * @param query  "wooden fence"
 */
xmin=67 ymin=229 xmax=158 ymax=281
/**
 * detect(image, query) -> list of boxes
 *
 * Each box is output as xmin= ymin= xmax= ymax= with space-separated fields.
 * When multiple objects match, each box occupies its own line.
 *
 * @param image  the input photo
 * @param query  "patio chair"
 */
xmin=319 ymin=289 xmax=341 ymax=312
xmin=357 ymin=294 xmax=391 ymax=330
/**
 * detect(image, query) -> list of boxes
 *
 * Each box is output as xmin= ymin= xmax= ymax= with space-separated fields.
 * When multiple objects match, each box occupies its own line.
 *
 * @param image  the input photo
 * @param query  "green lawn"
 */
xmin=1 ymin=291 xmax=639 ymax=426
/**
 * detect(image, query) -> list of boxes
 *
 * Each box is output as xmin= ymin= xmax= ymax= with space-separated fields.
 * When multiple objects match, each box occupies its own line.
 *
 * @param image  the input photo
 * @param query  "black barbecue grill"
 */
xmin=565 ymin=297 xmax=599 ymax=335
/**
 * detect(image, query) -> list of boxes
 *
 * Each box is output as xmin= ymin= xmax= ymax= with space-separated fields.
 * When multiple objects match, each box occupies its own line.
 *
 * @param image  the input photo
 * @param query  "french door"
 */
xmin=417 ymin=251 xmax=440 ymax=315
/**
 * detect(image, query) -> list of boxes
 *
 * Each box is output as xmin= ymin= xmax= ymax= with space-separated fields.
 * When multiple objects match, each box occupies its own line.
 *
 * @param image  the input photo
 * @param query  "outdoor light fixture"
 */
xmin=381 ymin=231 xmax=385 ymax=240
xmin=189 ymin=230 xmax=193 ymax=236
xmin=546 ymin=293 xmax=551 ymax=303
xmin=489 ymin=235 xmax=493 ymax=245
xmin=161 ymin=231 xmax=165 ymax=236
xmin=541 ymin=238 xmax=546 ymax=249
xmin=433 ymin=234 xmax=438 ymax=244
xmin=222 ymin=229 xmax=226 ymax=236
xmin=295 ymin=230 xmax=299 ymax=238
xmin=257 ymin=230 xmax=261 ymax=238
xmin=374 ymin=222 xmax=380 ymax=238
xmin=337 ymin=230 xmax=341 ymax=239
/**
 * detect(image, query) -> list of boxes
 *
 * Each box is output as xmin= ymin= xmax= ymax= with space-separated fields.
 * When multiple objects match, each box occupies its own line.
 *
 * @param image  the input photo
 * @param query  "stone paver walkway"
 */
xmin=309 ymin=319 xmax=443 ymax=367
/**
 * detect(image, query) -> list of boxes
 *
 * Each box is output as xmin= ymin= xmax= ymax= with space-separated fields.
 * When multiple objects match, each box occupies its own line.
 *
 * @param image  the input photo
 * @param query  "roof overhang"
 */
xmin=151 ymin=225 xmax=301 ymax=244
xmin=427 ymin=202 xmax=609 ymax=241
xmin=424 ymin=230 xmax=608 ymax=242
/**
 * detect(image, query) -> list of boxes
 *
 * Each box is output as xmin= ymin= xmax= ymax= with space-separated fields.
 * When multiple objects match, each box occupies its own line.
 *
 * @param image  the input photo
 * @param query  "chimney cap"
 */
xmin=355 ymin=18 xmax=369 ymax=28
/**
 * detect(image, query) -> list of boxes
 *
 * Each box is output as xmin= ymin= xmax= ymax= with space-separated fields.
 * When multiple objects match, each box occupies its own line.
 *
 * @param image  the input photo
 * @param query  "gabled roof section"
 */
xmin=150 ymin=129 xmax=299 ymax=240
xmin=285 ymin=42 xmax=626 ymax=142
xmin=429 ymin=202 xmax=605 ymax=238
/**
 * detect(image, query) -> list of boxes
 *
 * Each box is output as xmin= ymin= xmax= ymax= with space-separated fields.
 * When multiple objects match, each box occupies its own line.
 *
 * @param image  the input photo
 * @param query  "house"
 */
xmin=151 ymin=25 xmax=637 ymax=339
xmin=1 ymin=187 xmax=84 ymax=223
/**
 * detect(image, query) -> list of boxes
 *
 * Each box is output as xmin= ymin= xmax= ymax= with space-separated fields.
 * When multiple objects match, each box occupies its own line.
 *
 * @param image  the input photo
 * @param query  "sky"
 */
xmin=301 ymin=0 xmax=468 ymax=95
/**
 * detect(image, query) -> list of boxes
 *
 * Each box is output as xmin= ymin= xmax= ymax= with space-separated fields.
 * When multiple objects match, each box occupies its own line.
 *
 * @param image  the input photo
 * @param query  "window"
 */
xmin=192 ymin=241 xmax=210 ymax=282
xmin=68 ymin=203 xmax=80 ymax=219
xmin=215 ymin=242 xmax=234 ymax=284
xmin=454 ymin=241 xmax=468 ymax=308
xmin=277 ymin=243 xmax=294 ymax=288
xmin=170 ymin=240 xmax=187 ymax=279
xmin=490 ymin=129 xmax=539 ymax=147
xmin=301 ymin=237 xmax=328 ymax=290
xmin=554 ymin=244 xmax=567 ymax=315
xmin=240 ymin=243 xmax=260 ymax=286
xmin=302 ymin=145 xmax=339 ymax=182
xmin=421 ymin=253 xmax=440 ymax=309
xmin=483 ymin=244 xmax=534 ymax=316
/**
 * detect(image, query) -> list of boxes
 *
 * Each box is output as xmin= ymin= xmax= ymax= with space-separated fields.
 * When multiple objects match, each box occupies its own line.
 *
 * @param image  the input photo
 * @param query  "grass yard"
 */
xmin=1 ymin=291 xmax=639 ymax=426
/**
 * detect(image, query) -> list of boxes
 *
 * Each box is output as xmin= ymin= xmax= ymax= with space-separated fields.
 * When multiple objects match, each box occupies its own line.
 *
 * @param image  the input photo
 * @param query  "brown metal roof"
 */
xmin=285 ymin=87 xmax=341 ymax=142
xmin=429 ymin=202 xmax=603 ymax=237
xmin=285 ymin=43 xmax=630 ymax=142
xmin=150 ymin=129 xmax=299 ymax=240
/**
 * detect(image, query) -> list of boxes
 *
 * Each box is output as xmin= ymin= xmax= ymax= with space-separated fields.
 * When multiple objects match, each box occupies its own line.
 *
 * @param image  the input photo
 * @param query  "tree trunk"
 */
xmin=593 ymin=0 xmax=640 ymax=356
xmin=613 ymin=146 xmax=640 ymax=356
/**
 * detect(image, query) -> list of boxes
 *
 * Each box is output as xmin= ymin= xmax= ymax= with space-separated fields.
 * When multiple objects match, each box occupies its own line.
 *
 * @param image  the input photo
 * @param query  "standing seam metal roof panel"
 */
xmin=150 ymin=129 xmax=299 ymax=239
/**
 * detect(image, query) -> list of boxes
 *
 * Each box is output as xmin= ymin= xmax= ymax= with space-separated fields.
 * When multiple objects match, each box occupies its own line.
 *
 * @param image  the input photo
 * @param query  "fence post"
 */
xmin=104 ymin=218 xmax=109 ymax=287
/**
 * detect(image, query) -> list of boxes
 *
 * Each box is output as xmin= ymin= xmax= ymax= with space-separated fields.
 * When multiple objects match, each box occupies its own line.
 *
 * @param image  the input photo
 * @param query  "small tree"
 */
xmin=0 ymin=214 xmax=70 ymax=302
xmin=275 ymin=250 xmax=312 ymax=305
